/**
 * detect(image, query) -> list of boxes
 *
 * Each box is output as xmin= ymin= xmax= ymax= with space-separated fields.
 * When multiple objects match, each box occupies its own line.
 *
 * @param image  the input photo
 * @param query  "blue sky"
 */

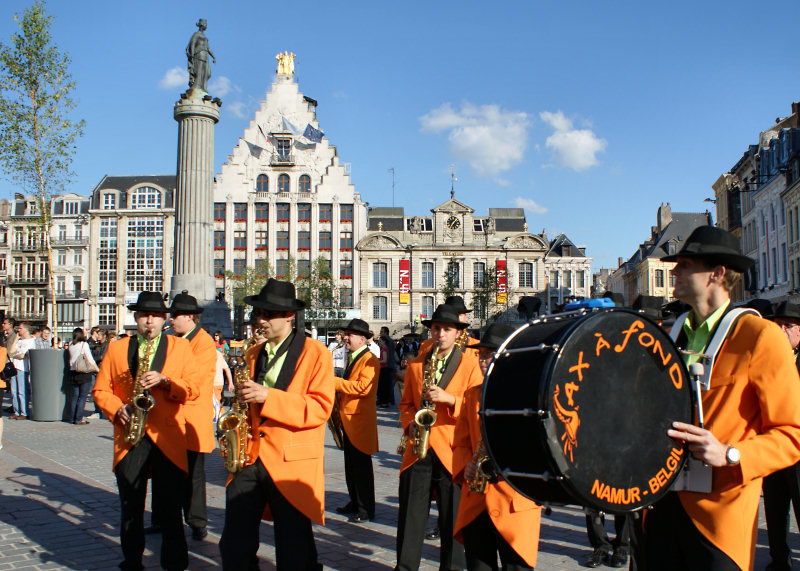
xmin=1 ymin=0 xmax=798 ymax=270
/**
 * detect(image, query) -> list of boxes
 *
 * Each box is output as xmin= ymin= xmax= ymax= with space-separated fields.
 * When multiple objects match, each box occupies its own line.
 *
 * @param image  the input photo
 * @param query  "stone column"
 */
xmin=170 ymin=90 xmax=220 ymax=302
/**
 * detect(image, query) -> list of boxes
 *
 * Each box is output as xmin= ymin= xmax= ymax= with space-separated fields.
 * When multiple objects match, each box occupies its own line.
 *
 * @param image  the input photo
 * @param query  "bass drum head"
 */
xmin=482 ymin=309 xmax=691 ymax=513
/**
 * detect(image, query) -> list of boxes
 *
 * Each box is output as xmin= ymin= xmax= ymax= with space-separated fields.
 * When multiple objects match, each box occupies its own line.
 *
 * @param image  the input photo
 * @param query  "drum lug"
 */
xmin=481 ymin=408 xmax=547 ymax=418
xmin=501 ymin=469 xmax=564 ymax=482
xmin=500 ymin=343 xmax=559 ymax=357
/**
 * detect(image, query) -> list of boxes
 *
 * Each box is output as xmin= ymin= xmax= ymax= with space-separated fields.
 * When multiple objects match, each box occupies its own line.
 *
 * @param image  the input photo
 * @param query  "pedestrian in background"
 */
xmin=67 ymin=328 xmax=98 ymax=425
xmin=328 ymin=329 xmax=347 ymax=378
xmin=10 ymin=322 xmax=35 ymax=420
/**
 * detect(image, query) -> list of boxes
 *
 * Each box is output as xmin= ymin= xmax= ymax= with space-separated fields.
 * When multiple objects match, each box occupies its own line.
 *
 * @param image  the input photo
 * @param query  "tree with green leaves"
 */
xmin=439 ymin=257 xmax=461 ymax=300
xmin=224 ymin=257 xmax=274 ymax=307
xmin=0 ymin=2 xmax=85 ymax=333
xmin=296 ymin=256 xmax=344 ymax=333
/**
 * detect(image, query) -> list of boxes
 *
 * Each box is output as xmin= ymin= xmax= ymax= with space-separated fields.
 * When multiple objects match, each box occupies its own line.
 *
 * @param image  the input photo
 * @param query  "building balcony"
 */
xmin=17 ymin=243 xmax=42 ymax=252
xmin=270 ymin=152 xmax=294 ymax=166
xmin=51 ymin=237 xmax=89 ymax=247
xmin=8 ymin=276 xmax=48 ymax=285
xmin=46 ymin=290 xmax=88 ymax=301
xmin=14 ymin=311 xmax=46 ymax=321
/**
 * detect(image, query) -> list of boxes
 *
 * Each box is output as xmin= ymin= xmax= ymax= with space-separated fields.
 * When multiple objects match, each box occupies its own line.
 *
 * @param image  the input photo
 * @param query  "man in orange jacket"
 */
xmin=396 ymin=304 xmax=483 ymax=571
xmin=92 ymin=291 xmax=200 ymax=571
xmin=219 ymin=279 xmax=334 ymax=570
xmin=453 ymin=323 xmax=541 ymax=571
xmin=333 ymin=318 xmax=380 ymax=523
xmin=643 ymin=226 xmax=800 ymax=570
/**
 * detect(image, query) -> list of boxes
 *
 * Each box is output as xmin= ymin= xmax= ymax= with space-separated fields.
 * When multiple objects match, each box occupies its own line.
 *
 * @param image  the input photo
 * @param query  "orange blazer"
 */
xmin=335 ymin=349 xmax=380 ymax=455
xmin=675 ymin=314 xmax=800 ymax=570
xmin=243 ymin=336 xmax=334 ymax=525
xmin=92 ymin=335 xmax=200 ymax=473
xmin=452 ymin=385 xmax=541 ymax=568
xmin=399 ymin=346 xmax=483 ymax=474
xmin=182 ymin=327 xmax=218 ymax=453
xmin=0 ymin=346 xmax=7 ymax=390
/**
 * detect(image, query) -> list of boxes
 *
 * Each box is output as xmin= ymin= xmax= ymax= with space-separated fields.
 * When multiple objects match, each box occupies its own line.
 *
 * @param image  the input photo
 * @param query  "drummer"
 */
xmin=452 ymin=323 xmax=541 ymax=570
xmin=643 ymin=225 xmax=800 ymax=570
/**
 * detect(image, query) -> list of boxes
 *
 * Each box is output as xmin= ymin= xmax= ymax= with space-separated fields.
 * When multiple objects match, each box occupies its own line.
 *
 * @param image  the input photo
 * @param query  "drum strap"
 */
xmin=669 ymin=307 xmax=759 ymax=390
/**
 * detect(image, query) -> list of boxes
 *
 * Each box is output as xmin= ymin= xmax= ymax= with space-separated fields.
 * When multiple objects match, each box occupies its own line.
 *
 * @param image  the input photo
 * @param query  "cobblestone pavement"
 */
xmin=0 ymin=394 xmax=796 ymax=570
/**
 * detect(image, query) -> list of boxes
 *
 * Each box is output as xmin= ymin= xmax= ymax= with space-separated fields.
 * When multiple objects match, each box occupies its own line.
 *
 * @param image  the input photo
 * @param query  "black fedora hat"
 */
xmin=127 ymin=291 xmax=169 ymax=313
xmin=244 ymin=278 xmax=306 ymax=311
xmin=743 ymin=298 xmax=774 ymax=316
xmin=342 ymin=318 xmax=370 ymax=337
xmin=445 ymin=295 xmax=471 ymax=313
xmin=603 ymin=291 xmax=625 ymax=307
xmin=766 ymin=301 xmax=800 ymax=324
xmin=661 ymin=225 xmax=754 ymax=272
xmin=422 ymin=305 xmax=468 ymax=329
xmin=632 ymin=295 xmax=665 ymax=320
xmin=168 ymin=290 xmax=204 ymax=314
xmin=473 ymin=323 xmax=515 ymax=350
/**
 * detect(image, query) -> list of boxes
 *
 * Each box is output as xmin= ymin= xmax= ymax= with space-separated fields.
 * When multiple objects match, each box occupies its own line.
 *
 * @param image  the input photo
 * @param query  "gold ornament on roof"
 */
xmin=276 ymin=51 xmax=296 ymax=76
xmin=378 ymin=221 xmax=383 ymax=231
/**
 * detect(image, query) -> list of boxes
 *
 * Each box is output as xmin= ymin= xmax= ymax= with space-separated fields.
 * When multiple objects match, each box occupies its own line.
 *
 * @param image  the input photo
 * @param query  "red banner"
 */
xmin=399 ymin=259 xmax=410 ymax=304
xmin=496 ymin=260 xmax=507 ymax=304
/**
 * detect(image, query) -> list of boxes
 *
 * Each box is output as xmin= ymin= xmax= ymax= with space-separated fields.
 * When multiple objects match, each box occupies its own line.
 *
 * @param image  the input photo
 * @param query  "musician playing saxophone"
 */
xmin=453 ymin=323 xmax=541 ymax=571
xmin=333 ymin=318 xmax=380 ymax=523
xmin=396 ymin=304 xmax=483 ymax=571
xmin=92 ymin=291 xmax=200 ymax=571
xmin=418 ymin=295 xmax=480 ymax=359
xmin=219 ymin=279 xmax=334 ymax=570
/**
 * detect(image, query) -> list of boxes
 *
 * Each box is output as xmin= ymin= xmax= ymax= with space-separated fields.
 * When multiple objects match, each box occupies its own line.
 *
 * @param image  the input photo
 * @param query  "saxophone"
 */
xmin=411 ymin=343 xmax=441 ymax=460
xmin=124 ymin=339 xmax=157 ymax=446
xmin=327 ymin=392 xmax=344 ymax=449
xmin=455 ymin=328 xmax=469 ymax=351
xmin=468 ymin=439 xmax=496 ymax=494
xmin=216 ymin=330 xmax=261 ymax=474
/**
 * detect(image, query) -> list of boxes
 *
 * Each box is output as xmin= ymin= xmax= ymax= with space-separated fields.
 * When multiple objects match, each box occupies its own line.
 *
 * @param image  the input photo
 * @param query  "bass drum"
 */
xmin=481 ymin=308 xmax=691 ymax=513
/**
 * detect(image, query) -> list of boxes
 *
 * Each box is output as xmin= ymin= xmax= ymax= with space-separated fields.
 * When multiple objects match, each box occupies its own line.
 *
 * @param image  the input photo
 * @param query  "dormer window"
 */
xmin=64 ymin=201 xmax=79 ymax=215
xmin=103 ymin=193 xmax=116 ymax=209
xmin=130 ymin=186 xmax=161 ymax=209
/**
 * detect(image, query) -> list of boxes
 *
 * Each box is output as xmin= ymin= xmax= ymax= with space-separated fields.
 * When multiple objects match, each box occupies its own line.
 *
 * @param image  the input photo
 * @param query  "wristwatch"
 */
xmin=725 ymin=445 xmax=741 ymax=466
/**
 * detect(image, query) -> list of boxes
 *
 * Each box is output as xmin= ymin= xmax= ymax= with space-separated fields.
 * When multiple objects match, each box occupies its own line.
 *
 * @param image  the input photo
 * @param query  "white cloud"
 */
xmin=513 ymin=196 xmax=548 ymax=214
xmin=539 ymin=110 xmax=607 ymax=171
xmin=332 ymin=90 xmax=348 ymax=99
xmin=208 ymin=76 xmax=233 ymax=97
xmin=158 ymin=66 xmax=188 ymax=90
xmin=225 ymin=101 xmax=247 ymax=119
xmin=420 ymin=102 xmax=529 ymax=177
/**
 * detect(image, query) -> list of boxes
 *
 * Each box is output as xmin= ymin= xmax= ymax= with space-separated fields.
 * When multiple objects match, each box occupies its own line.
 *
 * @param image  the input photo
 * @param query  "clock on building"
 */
xmin=446 ymin=215 xmax=461 ymax=230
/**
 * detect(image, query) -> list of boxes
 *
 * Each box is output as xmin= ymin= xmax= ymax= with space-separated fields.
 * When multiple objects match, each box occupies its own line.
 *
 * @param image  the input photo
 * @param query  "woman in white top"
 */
xmin=67 ymin=328 xmax=98 ymax=425
xmin=10 ymin=322 xmax=37 ymax=419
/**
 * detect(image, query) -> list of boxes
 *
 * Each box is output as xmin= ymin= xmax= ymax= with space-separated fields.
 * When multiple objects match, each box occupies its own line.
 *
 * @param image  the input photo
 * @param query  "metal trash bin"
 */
xmin=29 ymin=348 xmax=67 ymax=422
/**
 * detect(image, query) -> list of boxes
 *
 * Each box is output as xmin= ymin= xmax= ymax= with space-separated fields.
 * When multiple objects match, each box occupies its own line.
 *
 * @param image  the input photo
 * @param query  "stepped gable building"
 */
xmin=609 ymin=203 xmax=711 ymax=305
xmin=359 ymin=193 xmax=591 ymax=335
xmin=87 ymin=175 xmax=176 ymax=331
xmin=213 ymin=57 xmax=366 ymax=324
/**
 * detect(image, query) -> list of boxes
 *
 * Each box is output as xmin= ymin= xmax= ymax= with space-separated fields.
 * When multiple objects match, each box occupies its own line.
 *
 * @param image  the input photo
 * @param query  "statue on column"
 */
xmin=186 ymin=19 xmax=216 ymax=92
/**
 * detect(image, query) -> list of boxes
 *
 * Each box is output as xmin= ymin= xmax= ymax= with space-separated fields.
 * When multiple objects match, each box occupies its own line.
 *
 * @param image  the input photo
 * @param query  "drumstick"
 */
xmin=688 ymin=362 xmax=705 ymax=429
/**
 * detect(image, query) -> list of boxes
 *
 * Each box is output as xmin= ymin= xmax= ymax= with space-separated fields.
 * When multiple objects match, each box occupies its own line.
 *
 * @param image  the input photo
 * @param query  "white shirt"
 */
xmin=68 ymin=341 xmax=97 ymax=372
xmin=13 ymin=337 xmax=37 ymax=373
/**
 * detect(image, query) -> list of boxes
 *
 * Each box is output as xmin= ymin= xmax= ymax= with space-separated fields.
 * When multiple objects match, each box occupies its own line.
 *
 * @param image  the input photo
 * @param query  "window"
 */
xmin=577 ymin=271 xmax=585 ymax=289
xmin=75 ymin=225 xmax=83 ymax=240
xmin=519 ymin=262 xmax=533 ymax=288
xmin=233 ymin=258 xmax=246 ymax=276
xmin=276 ymin=258 xmax=289 ymax=278
xmin=276 ymin=231 xmax=289 ymax=250
xmin=473 ymin=219 xmax=485 ymax=232
xmin=340 ymin=204 xmax=354 ymax=222
xmin=256 ymin=174 xmax=269 ymax=193
xmin=234 ymin=231 xmax=246 ymax=250
xmin=234 ymin=203 xmax=247 ymax=221
xmin=74 ymin=251 xmax=82 ymax=266
xmin=297 ymin=203 xmax=311 ymax=222
xmin=550 ymin=271 xmax=559 ymax=288
xmin=99 ymin=304 xmax=115 ymax=326
xmin=125 ymin=217 xmax=164 ymax=293
xmin=783 ymin=243 xmax=788 ymax=281
xmin=340 ymin=287 xmax=353 ymax=308
xmin=276 ymin=203 xmax=290 ymax=221
xmin=297 ymin=259 xmax=310 ymax=277
xmin=0 ymin=254 xmax=5 ymax=272
xmin=254 ymin=202 xmax=268 ymax=221
xmin=447 ymin=261 xmax=460 ymax=288
xmin=276 ymin=139 xmax=292 ymax=160
xmin=373 ymin=296 xmax=387 ymax=320
xmin=64 ymin=201 xmax=78 ymax=215
xmin=299 ymin=174 xmax=311 ymax=193
xmin=214 ymin=258 xmax=224 ymax=277
xmin=58 ymin=225 xmax=67 ymax=241
xmin=421 ymin=262 xmax=434 ymax=288
xmin=57 ymin=302 xmax=83 ymax=324
xmin=278 ymin=174 xmax=290 ymax=193
xmin=298 ymin=231 xmax=310 ymax=250
xmin=340 ymin=259 xmax=352 ymax=279
xmin=129 ymin=186 xmax=161 ymax=209
xmin=669 ymin=274 xmax=675 ymax=288
xmin=563 ymin=270 xmax=572 ymax=290
xmin=319 ymin=231 xmax=332 ymax=250
xmin=373 ymin=262 xmax=388 ymax=287
xmin=255 ymin=231 xmax=267 ymax=250
xmin=214 ymin=230 xmax=225 ymax=249
xmin=319 ymin=203 xmax=332 ymax=222
xmin=655 ymin=269 xmax=664 ymax=288
xmin=474 ymin=298 xmax=487 ymax=321
xmin=473 ymin=262 xmax=486 ymax=288
xmin=421 ymin=296 xmax=434 ymax=320
xmin=103 ymin=193 xmax=116 ymax=209
xmin=57 ymin=251 xmax=66 ymax=266
xmin=341 ymin=232 xmax=353 ymax=250
xmin=213 ymin=203 xmax=225 ymax=220
xmin=56 ymin=276 xmax=65 ymax=294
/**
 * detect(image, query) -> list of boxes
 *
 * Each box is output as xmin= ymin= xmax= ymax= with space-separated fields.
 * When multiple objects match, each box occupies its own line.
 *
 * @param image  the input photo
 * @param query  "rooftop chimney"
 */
xmin=657 ymin=203 xmax=672 ymax=231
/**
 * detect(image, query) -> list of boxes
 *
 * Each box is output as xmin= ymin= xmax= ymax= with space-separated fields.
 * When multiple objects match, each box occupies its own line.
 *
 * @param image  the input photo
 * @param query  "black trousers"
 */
xmin=461 ymin=511 xmax=532 ymax=571
xmin=585 ymin=509 xmax=630 ymax=551
xmin=219 ymin=459 xmax=321 ymax=570
xmin=643 ymin=492 xmax=738 ymax=571
xmin=151 ymin=450 xmax=208 ymax=530
xmin=377 ymin=367 xmax=396 ymax=405
xmin=763 ymin=462 xmax=800 ymax=570
xmin=114 ymin=436 xmax=187 ymax=571
xmin=396 ymin=450 xmax=465 ymax=571
xmin=342 ymin=430 xmax=375 ymax=518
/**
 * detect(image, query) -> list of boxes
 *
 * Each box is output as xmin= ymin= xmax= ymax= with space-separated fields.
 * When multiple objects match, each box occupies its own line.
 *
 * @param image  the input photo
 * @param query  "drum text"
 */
xmin=590 ymin=479 xmax=641 ymax=506
xmin=648 ymin=446 xmax=683 ymax=494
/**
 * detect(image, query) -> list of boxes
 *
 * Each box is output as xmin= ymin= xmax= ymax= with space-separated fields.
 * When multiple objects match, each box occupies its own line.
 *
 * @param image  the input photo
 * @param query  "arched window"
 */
xmin=129 ymin=186 xmax=161 ymax=209
xmin=278 ymin=174 xmax=290 ymax=193
xmin=299 ymin=174 xmax=311 ymax=193
xmin=256 ymin=174 xmax=269 ymax=193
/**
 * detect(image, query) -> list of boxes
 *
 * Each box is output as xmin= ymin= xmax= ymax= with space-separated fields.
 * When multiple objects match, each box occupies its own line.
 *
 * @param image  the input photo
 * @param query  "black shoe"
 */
xmin=191 ymin=526 xmax=208 ymax=540
xmin=335 ymin=503 xmax=357 ymax=515
xmin=609 ymin=549 xmax=629 ymax=568
xmin=425 ymin=527 xmax=440 ymax=540
xmin=143 ymin=524 xmax=161 ymax=535
xmin=348 ymin=514 xmax=374 ymax=523
xmin=585 ymin=547 xmax=612 ymax=568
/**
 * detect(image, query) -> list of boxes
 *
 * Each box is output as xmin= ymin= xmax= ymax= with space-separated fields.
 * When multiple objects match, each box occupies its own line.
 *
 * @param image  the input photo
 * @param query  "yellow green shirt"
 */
xmin=136 ymin=333 xmax=162 ymax=370
xmin=433 ymin=349 xmax=451 ymax=384
xmin=348 ymin=345 xmax=367 ymax=365
xmin=682 ymin=300 xmax=730 ymax=366
xmin=261 ymin=335 xmax=290 ymax=388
